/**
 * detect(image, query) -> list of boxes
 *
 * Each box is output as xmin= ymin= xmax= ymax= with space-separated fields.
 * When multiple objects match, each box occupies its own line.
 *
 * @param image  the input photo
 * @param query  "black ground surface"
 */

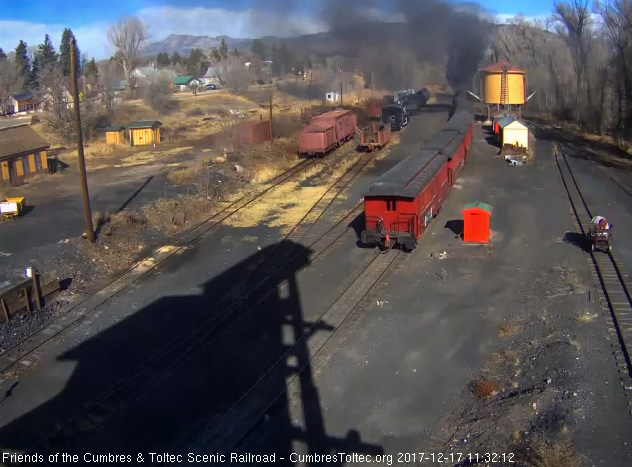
xmin=238 ymin=123 xmax=632 ymax=466
xmin=0 ymin=103 xmax=452 ymax=463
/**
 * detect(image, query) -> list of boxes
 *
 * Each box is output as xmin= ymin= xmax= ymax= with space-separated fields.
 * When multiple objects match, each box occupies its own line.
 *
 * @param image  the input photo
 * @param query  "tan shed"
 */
xmin=104 ymin=125 xmax=126 ymax=145
xmin=498 ymin=117 xmax=529 ymax=150
xmin=0 ymin=124 xmax=50 ymax=186
xmin=127 ymin=121 xmax=162 ymax=147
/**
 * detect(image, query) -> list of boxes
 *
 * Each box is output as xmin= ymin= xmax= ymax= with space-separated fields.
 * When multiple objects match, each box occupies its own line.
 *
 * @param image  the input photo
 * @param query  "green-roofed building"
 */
xmin=173 ymin=75 xmax=202 ymax=91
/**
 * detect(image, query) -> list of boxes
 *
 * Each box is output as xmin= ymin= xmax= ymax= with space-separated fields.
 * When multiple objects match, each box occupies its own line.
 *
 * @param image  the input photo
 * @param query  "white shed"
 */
xmin=499 ymin=117 xmax=529 ymax=150
xmin=325 ymin=91 xmax=340 ymax=103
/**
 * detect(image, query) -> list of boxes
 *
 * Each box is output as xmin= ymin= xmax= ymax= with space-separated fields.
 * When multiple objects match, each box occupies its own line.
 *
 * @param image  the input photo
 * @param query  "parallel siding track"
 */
xmin=554 ymin=143 xmax=632 ymax=402
xmin=12 ymin=151 xmax=382 ymax=464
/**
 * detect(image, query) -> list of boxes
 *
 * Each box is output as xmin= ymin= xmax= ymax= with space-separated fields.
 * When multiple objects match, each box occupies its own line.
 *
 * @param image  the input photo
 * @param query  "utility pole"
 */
xmin=70 ymin=37 xmax=95 ymax=242
xmin=309 ymin=70 xmax=313 ymax=103
xmin=269 ymin=87 xmax=274 ymax=142
xmin=340 ymin=81 xmax=343 ymax=107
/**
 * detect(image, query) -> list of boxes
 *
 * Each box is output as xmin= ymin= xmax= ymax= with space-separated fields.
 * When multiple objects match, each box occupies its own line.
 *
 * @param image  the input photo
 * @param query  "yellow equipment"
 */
xmin=1 ymin=197 xmax=26 ymax=219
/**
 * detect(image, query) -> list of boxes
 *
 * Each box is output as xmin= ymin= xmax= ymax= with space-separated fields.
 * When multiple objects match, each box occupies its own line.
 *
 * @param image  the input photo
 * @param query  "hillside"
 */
xmin=140 ymin=34 xmax=255 ymax=56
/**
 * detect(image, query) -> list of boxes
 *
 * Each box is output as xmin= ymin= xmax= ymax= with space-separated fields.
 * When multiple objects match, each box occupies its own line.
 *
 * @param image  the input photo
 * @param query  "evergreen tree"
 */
xmin=171 ymin=52 xmax=182 ymax=65
xmin=219 ymin=38 xmax=229 ymax=61
xmin=0 ymin=48 xmax=6 ymax=61
xmin=14 ymin=40 xmax=30 ymax=84
xmin=59 ymin=28 xmax=80 ymax=78
xmin=38 ymin=34 xmax=58 ymax=68
xmin=80 ymin=56 xmax=87 ymax=75
xmin=30 ymin=55 xmax=41 ymax=89
xmin=156 ymin=52 xmax=170 ymax=68
xmin=250 ymin=39 xmax=266 ymax=60
xmin=85 ymin=58 xmax=99 ymax=79
xmin=187 ymin=48 xmax=205 ymax=75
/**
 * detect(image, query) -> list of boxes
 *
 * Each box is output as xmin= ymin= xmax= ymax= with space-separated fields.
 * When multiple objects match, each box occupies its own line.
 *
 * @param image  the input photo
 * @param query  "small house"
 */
xmin=6 ymin=91 xmax=40 ymax=115
xmin=499 ymin=117 xmax=529 ymax=150
xmin=127 ymin=121 xmax=162 ymax=147
xmin=104 ymin=125 xmax=126 ymax=145
xmin=201 ymin=67 xmax=223 ymax=86
xmin=173 ymin=75 xmax=202 ymax=91
xmin=0 ymin=124 xmax=51 ymax=185
xmin=325 ymin=91 xmax=340 ymax=103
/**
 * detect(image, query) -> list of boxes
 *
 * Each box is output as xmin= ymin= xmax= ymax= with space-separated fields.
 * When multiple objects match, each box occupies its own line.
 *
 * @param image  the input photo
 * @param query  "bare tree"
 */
xmin=38 ymin=63 xmax=73 ymax=141
xmin=599 ymin=0 xmax=632 ymax=138
xmin=553 ymin=1 xmax=592 ymax=124
xmin=0 ymin=58 xmax=25 ymax=114
xmin=99 ymin=60 xmax=122 ymax=120
xmin=107 ymin=16 xmax=149 ymax=97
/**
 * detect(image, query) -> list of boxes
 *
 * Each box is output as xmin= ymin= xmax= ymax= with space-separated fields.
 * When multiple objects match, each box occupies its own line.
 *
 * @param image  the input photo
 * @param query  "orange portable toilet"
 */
xmin=461 ymin=202 xmax=493 ymax=243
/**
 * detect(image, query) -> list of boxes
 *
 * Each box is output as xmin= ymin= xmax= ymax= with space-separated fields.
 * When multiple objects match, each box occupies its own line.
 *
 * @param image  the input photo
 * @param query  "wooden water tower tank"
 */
xmin=481 ymin=59 xmax=526 ymax=105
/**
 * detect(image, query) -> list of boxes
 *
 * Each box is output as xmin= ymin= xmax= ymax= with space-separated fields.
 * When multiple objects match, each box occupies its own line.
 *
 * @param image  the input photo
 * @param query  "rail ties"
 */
xmin=554 ymin=143 xmax=632 ymax=379
xmin=180 ymin=249 xmax=402 ymax=458
xmin=25 ymin=155 xmax=373 ymax=461
xmin=0 ymin=159 xmax=317 ymax=383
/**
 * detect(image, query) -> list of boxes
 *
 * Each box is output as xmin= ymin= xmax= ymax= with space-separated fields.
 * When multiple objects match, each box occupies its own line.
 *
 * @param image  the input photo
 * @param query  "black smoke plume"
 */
xmin=268 ymin=0 xmax=494 ymax=90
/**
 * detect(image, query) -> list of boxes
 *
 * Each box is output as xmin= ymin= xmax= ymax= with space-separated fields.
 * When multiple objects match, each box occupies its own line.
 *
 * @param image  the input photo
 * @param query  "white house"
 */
xmin=201 ymin=66 xmax=224 ymax=86
xmin=325 ymin=91 xmax=340 ymax=103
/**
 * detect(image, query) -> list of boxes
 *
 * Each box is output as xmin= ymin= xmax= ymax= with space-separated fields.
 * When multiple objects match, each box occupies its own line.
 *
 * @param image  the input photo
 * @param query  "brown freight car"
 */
xmin=356 ymin=122 xmax=392 ymax=152
xmin=231 ymin=120 xmax=271 ymax=147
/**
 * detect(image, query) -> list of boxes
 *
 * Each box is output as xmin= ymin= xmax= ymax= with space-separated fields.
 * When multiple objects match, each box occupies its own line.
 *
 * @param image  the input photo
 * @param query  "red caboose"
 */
xmin=361 ymin=149 xmax=450 ymax=251
xmin=360 ymin=111 xmax=474 ymax=251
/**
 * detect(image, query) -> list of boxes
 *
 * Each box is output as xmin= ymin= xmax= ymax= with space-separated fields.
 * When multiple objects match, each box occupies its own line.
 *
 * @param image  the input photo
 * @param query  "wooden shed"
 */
xmin=104 ymin=125 xmax=126 ymax=145
xmin=499 ymin=117 xmax=529 ymax=150
xmin=127 ymin=121 xmax=162 ymax=147
xmin=0 ymin=124 xmax=51 ymax=186
xmin=461 ymin=201 xmax=493 ymax=244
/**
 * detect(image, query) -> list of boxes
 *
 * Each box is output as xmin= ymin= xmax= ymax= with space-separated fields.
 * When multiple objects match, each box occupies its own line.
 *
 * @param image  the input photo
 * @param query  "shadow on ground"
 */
xmin=445 ymin=219 xmax=464 ymax=239
xmin=0 ymin=240 xmax=381 ymax=466
xmin=563 ymin=231 xmax=585 ymax=250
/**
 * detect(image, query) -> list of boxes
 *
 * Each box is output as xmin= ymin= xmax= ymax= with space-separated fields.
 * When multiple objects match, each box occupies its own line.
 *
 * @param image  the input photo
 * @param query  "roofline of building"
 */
xmin=0 ymin=145 xmax=51 ymax=161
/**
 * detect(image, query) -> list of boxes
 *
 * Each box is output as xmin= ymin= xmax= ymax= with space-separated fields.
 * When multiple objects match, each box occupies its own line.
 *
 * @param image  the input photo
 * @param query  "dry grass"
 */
xmin=167 ymin=164 xmax=203 ymax=185
xmin=499 ymin=322 xmax=519 ymax=337
xmin=574 ymin=310 xmax=598 ymax=323
xmin=514 ymin=435 xmax=577 ymax=467
xmin=109 ymin=210 xmax=145 ymax=229
xmin=470 ymin=378 xmax=501 ymax=398
xmin=141 ymin=196 xmax=216 ymax=233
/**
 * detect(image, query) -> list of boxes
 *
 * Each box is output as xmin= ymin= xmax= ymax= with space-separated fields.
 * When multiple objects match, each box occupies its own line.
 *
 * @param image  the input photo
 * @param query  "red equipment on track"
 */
xmin=360 ymin=97 xmax=474 ymax=251
xmin=356 ymin=122 xmax=392 ymax=152
xmin=298 ymin=109 xmax=358 ymax=157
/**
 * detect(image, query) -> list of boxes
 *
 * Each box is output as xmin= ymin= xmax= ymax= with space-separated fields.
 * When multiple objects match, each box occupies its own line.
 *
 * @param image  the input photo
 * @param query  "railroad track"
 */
xmin=175 ymin=248 xmax=404 ymax=461
xmin=0 ymin=158 xmax=322 ymax=384
xmin=21 ymin=151 xmax=376 ymax=463
xmin=554 ymin=143 xmax=632 ymax=384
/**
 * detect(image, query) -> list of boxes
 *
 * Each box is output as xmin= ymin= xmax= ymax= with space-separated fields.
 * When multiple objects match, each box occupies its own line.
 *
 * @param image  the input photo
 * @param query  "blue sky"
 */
xmin=0 ymin=0 xmax=554 ymax=59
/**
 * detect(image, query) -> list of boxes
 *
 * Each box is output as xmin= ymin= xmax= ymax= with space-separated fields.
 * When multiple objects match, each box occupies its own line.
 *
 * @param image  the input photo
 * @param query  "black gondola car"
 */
xmin=382 ymin=104 xmax=409 ymax=131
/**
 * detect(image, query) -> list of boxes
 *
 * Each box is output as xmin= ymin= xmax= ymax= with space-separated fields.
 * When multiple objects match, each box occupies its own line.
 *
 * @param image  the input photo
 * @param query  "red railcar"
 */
xmin=231 ymin=120 xmax=271 ymax=147
xmin=298 ymin=121 xmax=337 ymax=157
xmin=298 ymin=109 xmax=358 ymax=157
xmin=312 ymin=109 xmax=357 ymax=143
xmin=356 ymin=122 xmax=392 ymax=152
xmin=360 ymin=107 xmax=474 ymax=251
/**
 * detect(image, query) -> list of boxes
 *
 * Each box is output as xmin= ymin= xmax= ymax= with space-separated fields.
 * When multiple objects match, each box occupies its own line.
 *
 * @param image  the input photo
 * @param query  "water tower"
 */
xmin=469 ymin=59 xmax=535 ymax=123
